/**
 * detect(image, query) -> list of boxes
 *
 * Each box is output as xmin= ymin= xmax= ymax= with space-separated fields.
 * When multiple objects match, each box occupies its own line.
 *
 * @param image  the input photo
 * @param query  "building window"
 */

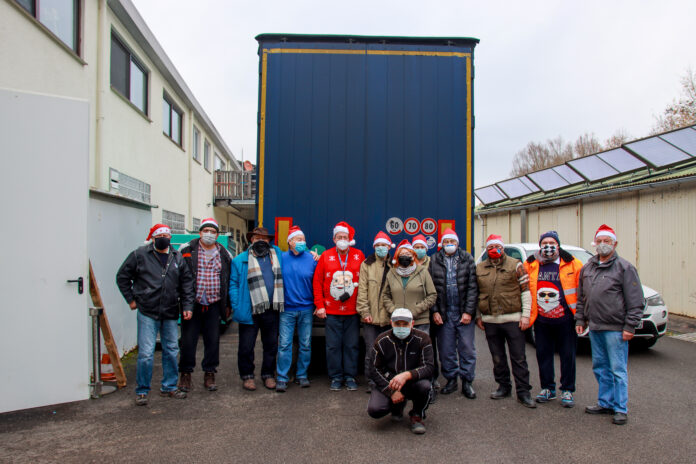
xmin=17 ymin=0 xmax=79 ymax=53
xmin=192 ymin=126 xmax=200 ymax=161
xmin=204 ymin=140 xmax=211 ymax=171
xmin=163 ymin=95 xmax=182 ymax=146
xmin=110 ymin=33 xmax=148 ymax=114
xmin=214 ymin=154 xmax=224 ymax=171
xmin=192 ymin=217 xmax=201 ymax=231
xmin=162 ymin=210 xmax=185 ymax=234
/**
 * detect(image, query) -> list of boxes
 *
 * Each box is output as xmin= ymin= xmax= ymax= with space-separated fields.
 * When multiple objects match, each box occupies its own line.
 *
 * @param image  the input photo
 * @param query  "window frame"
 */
xmin=203 ymin=140 xmax=211 ymax=172
xmin=214 ymin=154 xmax=225 ymax=171
xmin=192 ymin=126 xmax=201 ymax=162
xmin=162 ymin=93 xmax=183 ymax=147
xmin=110 ymin=31 xmax=149 ymax=115
xmin=15 ymin=0 xmax=81 ymax=55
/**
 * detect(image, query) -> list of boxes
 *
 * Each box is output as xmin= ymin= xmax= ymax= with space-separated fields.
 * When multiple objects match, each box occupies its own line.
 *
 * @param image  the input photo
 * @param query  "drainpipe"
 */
xmin=94 ymin=0 xmax=108 ymax=189
xmin=188 ymin=112 xmax=193 ymax=228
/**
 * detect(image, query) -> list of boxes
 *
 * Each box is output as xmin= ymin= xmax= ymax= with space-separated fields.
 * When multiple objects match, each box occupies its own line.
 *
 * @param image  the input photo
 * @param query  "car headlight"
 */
xmin=646 ymin=294 xmax=665 ymax=306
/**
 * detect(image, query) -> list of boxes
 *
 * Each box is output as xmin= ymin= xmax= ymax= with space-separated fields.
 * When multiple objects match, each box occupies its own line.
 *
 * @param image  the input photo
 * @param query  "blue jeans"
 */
xmin=437 ymin=311 xmax=477 ymax=382
xmin=136 ymin=311 xmax=179 ymax=395
xmin=325 ymin=314 xmax=360 ymax=381
xmin=589 ymin=330 xmax=629 ymax=413
xmin=276 ymin=309 xmax=313 ymax=382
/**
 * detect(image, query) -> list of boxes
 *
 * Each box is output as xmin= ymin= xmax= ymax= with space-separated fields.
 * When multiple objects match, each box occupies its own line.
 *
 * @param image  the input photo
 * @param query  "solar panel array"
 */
xmin=474 ymin=126 xmax=696 ymax=205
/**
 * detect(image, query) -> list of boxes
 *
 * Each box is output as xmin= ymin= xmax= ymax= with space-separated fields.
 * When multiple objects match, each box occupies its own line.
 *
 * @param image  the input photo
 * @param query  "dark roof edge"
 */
xmin=255 ymin=33 xmax=479 ymax=46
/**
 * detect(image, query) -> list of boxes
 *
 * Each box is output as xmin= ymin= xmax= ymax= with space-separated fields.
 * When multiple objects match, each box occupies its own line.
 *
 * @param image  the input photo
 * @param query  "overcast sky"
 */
xmin=132 ymin=0 xmax=695 ymax=188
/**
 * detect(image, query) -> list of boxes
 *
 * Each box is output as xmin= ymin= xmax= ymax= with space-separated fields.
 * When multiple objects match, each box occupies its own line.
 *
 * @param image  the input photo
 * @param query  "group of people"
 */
xmin=116 ymin=218 xmax=644 ymax=433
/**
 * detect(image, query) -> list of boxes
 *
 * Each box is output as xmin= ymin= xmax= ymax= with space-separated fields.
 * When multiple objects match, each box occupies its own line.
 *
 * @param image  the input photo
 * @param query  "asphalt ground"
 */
xmin=1 ymin=327 xmax=696 ymax=464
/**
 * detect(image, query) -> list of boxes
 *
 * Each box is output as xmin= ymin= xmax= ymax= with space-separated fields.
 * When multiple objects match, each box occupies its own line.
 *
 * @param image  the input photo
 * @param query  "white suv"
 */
xmin=475 ymin=243 xmax=668 ymax=349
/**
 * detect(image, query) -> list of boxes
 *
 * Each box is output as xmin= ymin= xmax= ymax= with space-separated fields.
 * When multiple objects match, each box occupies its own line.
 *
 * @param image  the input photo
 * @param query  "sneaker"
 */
xmin=276 ymin=381 xmax=288 ymax=393
xmin=535 ymin=388 xmax=556 ymax=403
xmin=330 ymin=379 xmax=343 ymax=391
xmin=345 ymin=378 xmax=358 ymax=391
xmin=204 ymin=372 xmax=217 ymax=391
xmin=297 ymin=378 xmax=310 ymax=388
xmin=135 ymin=394 xmax=148 ymax=406
xmin=178 ymin=372 xmax=191 ymax=392
xmin=560 ymin=390 xmax=575 ymax=408
xmin=159 ymin=389 xmax=187 ymax=399
xmin=410 ymin=416 xmax=426 ymax=434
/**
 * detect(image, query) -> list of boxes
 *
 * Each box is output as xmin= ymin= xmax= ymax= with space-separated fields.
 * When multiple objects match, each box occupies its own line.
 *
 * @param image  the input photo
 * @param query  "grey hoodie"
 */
xmin=575 ymin=253 xmax=644 ymax=333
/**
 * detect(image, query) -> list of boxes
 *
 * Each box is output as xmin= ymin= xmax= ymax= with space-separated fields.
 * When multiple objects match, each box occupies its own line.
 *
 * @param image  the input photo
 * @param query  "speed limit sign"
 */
xmin=420 ymin=218 xmax=436 ymax=236
xmin=404 ymin=218 xmax=420 ymax=235
xmin=385 ymin=217 xmax=404 ymax=235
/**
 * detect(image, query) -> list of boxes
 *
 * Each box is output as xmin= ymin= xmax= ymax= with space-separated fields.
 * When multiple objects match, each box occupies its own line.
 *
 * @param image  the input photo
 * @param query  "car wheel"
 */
xmin=630 ymin=337 xmax=657 ymax=350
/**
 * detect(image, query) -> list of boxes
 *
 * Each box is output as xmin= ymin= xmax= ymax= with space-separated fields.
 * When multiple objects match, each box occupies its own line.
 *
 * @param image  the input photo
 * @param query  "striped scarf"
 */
xmin=247 ymin=247 xmax=284 ymax=315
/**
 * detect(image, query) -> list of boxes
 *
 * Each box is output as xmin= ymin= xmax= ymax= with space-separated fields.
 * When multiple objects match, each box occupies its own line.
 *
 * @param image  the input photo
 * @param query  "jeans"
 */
xmin=589 ymin=330 xmax=629 ymax=414
xmin=136 ymin=311 xmax=179 ymax=395
xmin=437 ymin=311 xmax=477 ymax=382
xmin=363 ymin=324 xmax=389 ymax=385
xmin=534 ymin=317 xmax=577 ymax=392
xmin=325 ymin=314 xmax=360 ymax=381
xmin=367 ymin=379 xmax=433 ymax=419
xmin=179 ymin=301 xmax=221 ymax=373
xmin=483 ymin=321 xmax=530 ymax=395
xmin=276 ymin=309 xmax=313 ymax=382
xmin=238 ymin=310 xmax=279 ymax=380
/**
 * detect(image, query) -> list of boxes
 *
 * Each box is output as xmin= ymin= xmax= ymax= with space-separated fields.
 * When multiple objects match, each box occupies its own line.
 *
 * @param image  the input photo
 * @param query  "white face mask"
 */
xmin=595 ymin=242 xmax=614 ymax=257
xmin=336 ymin=240 xmax=349 ymax=251
xmin=201 ymin=232 xmax=217 ymax=245
xmin=444 ymin=244 xmax=457 ymax=255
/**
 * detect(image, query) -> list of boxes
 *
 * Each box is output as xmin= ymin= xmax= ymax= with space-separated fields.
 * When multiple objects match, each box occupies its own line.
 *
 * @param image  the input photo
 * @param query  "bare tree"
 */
xmin=574 ymin=132 xmax=603 ymax=157
xmin=604 ymin=129 xmax=631 ymax=149
xmin=510 ymin=137 xmax=575 ymax=176
xmin=653 ymin=68 xmax=696 ymax=133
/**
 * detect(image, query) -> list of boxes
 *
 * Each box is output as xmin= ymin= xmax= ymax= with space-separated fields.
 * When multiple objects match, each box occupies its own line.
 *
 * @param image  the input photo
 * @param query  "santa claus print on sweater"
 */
xmin=536 ymin=281 xmax=566 ymax=318
xmin=312 ymin=246 xmax=364 ymax=315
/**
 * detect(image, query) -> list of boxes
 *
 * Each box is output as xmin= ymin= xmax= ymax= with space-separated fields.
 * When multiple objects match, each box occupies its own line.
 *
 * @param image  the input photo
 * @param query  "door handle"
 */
xmin=67 ymin=277 xmax=84 ymax=294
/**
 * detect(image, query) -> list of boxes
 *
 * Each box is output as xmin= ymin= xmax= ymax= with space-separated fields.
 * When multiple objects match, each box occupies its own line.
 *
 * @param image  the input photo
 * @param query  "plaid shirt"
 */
xmin=196 ymin=246 xmax=222 ymax=304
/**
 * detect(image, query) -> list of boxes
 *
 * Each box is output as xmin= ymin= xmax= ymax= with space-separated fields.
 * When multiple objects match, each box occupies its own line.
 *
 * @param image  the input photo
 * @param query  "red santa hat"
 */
xmin=592 ymin=224 xmax=616 ymax=246
xmin=373 ymin=231 xmax=395 ymax=248
xmin=146 ymin=224 xmax=171 ymax=242
xmin=485 ymin=234 xmax=504 ymax=247
xmin=333 ymin=221 xmax=356 ymax=246
xmin=438 ymin=228 xmax=459 ymax=247
xmin=392 ymin=239 xmax=416 ymax=264
xmin=287 ymin=225 xmax=305 ymax=243
xmin=412 ymin=234 xmax=427 ymax=248
xmin=199 ymin=217 xmax=219 ymax=232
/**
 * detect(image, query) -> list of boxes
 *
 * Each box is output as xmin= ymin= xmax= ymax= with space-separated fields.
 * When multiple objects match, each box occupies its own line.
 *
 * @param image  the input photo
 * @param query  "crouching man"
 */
xmin=367 ymin=308 xmax=434 ymax=434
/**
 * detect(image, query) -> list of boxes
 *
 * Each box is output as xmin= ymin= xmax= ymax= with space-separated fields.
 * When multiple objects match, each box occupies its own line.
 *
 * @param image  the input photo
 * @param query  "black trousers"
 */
xmin=534 ymin=317 xmax=577 ymax=392
xmin=179 ymin=301 xmax=221 ymax=373
xmin=429 ymin=322 xmax=441 ymax=380
xmin=238 ymin=310 xmax=279 ymax=380
xmin=483 ymin=321 xmax=531 ymax=395
xmin=367 ymin=379 xmax=433 ymax=419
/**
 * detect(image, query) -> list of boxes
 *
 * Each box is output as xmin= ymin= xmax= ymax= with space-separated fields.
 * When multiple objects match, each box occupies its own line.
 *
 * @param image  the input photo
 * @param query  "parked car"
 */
xmin=475 ymin=243 xmax=668 ymax=349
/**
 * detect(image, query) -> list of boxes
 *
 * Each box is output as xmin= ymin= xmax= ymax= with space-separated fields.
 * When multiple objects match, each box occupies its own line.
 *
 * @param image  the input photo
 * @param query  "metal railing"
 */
xmin=214 ymin=170 xmax=256 ymax=201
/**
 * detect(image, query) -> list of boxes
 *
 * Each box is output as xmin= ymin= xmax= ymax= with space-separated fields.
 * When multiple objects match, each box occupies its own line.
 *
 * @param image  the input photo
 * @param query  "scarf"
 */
xmin=247 ymin=247 xmax=284 ymax=314
xmin=534 ymin=248 xmax=560 ymax=265
xmin=395 ymin=263 xmax=417 ymax=277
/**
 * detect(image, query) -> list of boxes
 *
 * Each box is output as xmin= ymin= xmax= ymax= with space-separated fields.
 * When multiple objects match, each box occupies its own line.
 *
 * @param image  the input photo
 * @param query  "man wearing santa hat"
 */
xmin=117 ymin=224 xmax=194 ymax=406
xmin=575 ymin=224 xmax=644 ymax=425
xmin=313 ymin=221 xmax=365 ymax=391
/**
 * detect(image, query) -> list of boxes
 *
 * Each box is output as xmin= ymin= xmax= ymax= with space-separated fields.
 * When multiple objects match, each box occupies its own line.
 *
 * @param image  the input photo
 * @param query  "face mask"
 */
xmin=595 ymin=243 xmax=614 ymax=257
xmin=336 ymin=240 xmax=349 ymax=251
xmin=398 ymin=255 xmax=413 ymax=267
xmin=251 ymin=240 xmax=270 ymax=256
xmin=294 ymin=241 xmax=308 ymax=253
xmin=487 ymin=247 xmax=502 ymax=259
xmin=444 ymin=244 xmax=457 ymax=255
xmin=393 ymin=326 xmax=411 ymax=340
xmin=154 ymin=237 xmax=170 ymax=251
xmin=201 ymin=232 xmax=217 ymax=246
xmin=375 ymin=246 xmax=389 ymax=258
xmin=541 ymin=244 xmax=557 ymax=258
xmin=415 ymin=248 xmax=427 ymax=260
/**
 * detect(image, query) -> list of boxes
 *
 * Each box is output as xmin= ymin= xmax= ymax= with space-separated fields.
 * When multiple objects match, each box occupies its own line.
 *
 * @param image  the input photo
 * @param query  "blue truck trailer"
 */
xmin=255 ymin=34 xmax=478 ymax=255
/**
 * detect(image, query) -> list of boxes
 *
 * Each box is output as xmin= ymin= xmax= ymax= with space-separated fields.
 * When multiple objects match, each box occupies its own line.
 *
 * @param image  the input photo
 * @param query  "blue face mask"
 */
xmin=415 ymin=248 xmax=427 ymax=260
xmin=294 ymin=241 xmax=307 ymax=253
xmin=392 ymin=326 xmax=411 ymax=340
xmin=374 ymin=246 xmax=389 ymax=258
xmin=444 ymin=244 xmax=457 ymax=254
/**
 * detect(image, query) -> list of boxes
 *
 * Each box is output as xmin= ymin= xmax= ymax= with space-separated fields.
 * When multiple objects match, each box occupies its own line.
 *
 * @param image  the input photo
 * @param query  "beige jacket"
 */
xmin=356 ymin=256 xmax=392 ymax=326
xmin=383 ymin=264 xmax=437 ymax=326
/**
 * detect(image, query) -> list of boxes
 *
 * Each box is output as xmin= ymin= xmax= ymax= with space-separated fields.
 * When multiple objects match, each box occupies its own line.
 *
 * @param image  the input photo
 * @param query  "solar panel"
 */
xmin=475 ymin=185 xmax=507 ymax=204
xmin=496 ymin=178 xmax=533 ymax=198
xmin=553 ymin=164 xmax=585 ymax=184
xmin=527 ymin=168 xmax=569 ymax=191
xmin=519 ymin=176 xmax=540 ymax=192
xmin=659 ymin=128 xmax=696 ymax=157
xmin=597 ymin=148 xmax=646 ymax=173
xmin=568 ymin=155 xmax=619 ymax=181
xmin=625 ymin=137 xmax=690 ymax=167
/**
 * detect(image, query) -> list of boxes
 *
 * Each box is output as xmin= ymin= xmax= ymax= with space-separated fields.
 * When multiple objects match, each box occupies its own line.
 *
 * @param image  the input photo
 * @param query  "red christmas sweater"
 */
xmin=313 ymin=246 xmax=365 ymax=315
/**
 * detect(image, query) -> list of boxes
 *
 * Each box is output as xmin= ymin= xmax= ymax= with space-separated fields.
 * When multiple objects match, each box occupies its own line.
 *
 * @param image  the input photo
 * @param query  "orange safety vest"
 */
xmin=524 ymin=254 xmax=583 ymax=326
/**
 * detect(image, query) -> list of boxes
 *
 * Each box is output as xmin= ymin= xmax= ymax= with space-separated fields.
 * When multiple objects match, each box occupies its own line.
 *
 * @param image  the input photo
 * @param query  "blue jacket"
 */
xmin=229 ymin=245 xmax=283 ymax=325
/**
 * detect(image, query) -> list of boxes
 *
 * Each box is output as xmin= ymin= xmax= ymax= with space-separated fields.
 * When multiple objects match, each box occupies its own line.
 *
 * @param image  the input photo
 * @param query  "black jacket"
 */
xmin=368 ymin=329 xmax=434 ymax=396
xmin=116 ymin=243 xmax=194 ymax=320
xmin=429 ymin=248 xmax=479 ymax=321
xmin=179 ymin=239 xmax=233 ymax=311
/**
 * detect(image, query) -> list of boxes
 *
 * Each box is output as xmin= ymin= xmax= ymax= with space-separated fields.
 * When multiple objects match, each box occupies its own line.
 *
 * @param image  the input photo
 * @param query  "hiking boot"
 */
xmin=135 ymin=394 xmax=148 ymax=406
xmin=242 ymin=379 xmax=257 ymax=391
xmin=264 ymin=377 xmax=276 ymax=390
xmin=204 ymin=372 xmax=217 ymax=391
xmin=585 ymin=404 xmax=614 ymax=415
xmin=560 ymin=390 xmax=574 ymax=408
xmin=159 ymin=389 xmax=187 ymax=399
xmin=612 ymin=412 xmax=628 ymax=425
xmin=410 ymin=416 xmax=426 ymax=434
xmin=345 ymin=378 xmax=358 ymax=391
xmin=535 ymin=388 xmax=556 ymax=403
xmin=178 ymin=372 xmax=191 ymax=392
xmin=298 ymin=378 xmax=311 ymax=388
xmin=276 ymin=381 xmax=288 ymax=392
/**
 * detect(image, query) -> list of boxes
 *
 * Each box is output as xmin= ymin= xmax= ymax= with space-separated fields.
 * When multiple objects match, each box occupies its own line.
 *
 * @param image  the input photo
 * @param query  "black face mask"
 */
xmin=251 ymin=240 xmax=270 ymax=256
xmin=398 ymin=255 xmax=413 ymax=267
xmin=154 ymin=237 xmax=170 ymax=251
